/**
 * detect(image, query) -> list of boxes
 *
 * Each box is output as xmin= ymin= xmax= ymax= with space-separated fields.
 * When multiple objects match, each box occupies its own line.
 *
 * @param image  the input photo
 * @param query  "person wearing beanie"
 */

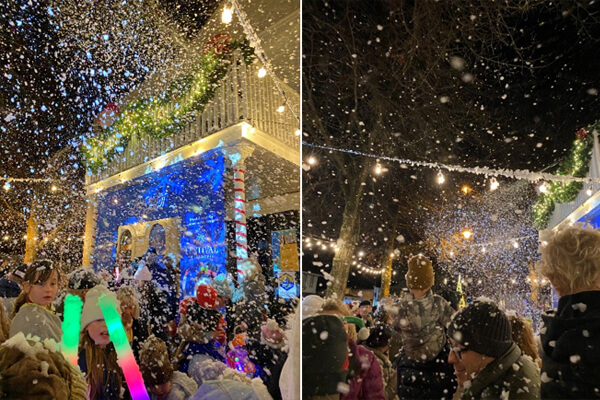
xmin=0 ymin=262 xmax=27 ymax=316
xmin=536 ymin=224 xmax=600 ymax=399
xmin=320 ymin=298 xmax=385 ymax=400
xmin=174 ymin=297 xmax=226 ymax=374
xmin=363 ymin=322 xmax=397 ymax=400
xmin=392 ymin=254 xmax=456 ymax=399
xmin=303 ymin=314 xmax=349 ymax=399
xmin=302 ymin=294 xmax=325 ymax=319
xmin=357 ymin=299 xmax=374 ymax=328
xmin=55 ymin=267 xmax=104 ymax=319
xmin=140 ymin=336 xmax=197 ymax=400
xmin=447 ymin=299 xmax=540 ymax=399
xmin=78 ymin=284 xmax=129 ymax=400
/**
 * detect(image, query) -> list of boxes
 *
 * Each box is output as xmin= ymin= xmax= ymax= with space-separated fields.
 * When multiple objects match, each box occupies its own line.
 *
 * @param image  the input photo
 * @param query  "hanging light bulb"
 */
xmin=307 ymin=156 xmax=316 ymax=165
xmin=538 ymin=182 xmax=548 ymax=193
xmin=3 ymin=181 xmax=10 ymax=191
xmin=437 ymin=171 xmax=445 ymax=184
xmin=222 ymin=6 xmax=233 ymax=24
xmin=490 ymin=177 xmax=499 ymax=191
xmin=257 ymin=67 xmax=267 ymax=78
xmin=51 ymin=185 xmax=58 ymax=191
xmin=374 ymin=163 xmax=382 ymax=175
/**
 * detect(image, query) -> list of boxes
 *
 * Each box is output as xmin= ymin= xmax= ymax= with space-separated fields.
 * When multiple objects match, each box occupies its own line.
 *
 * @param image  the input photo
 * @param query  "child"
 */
xmin=393 ymin=254 xmax=456 ymax=399
xmin=9 ymin=260 xmax=62 ymax=343
xmin=79 ymin=284 xmax=130 ymax=400
xmin=140 ymin=335 xmax=197 ymax=400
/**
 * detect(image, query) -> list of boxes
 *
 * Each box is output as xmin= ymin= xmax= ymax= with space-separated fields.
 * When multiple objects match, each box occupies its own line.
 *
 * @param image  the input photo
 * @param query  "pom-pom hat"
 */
xmin=405 ymin=254 xmax=434 ymax=290
xmin=341 ymin=315 xmax=370 ymax=341
xmin=80 ymin=285 xmax=120 ymax=331
xmin=196 ymin=284 xmax=218 ymax=309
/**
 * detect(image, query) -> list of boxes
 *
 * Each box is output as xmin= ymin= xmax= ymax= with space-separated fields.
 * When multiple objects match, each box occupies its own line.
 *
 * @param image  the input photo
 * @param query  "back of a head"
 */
xmin=366 ymin=321 xmax=394 ymax=349
xmin=406 ymin=254 xmax=434 ymax=290
xmin=140 ymin=336 xmax=173 ymax=386
xmin=507 ymin=314 xmax=539 ymax=361
xmin=302 ymin=314 xmax=348 ymax=397
xmin=448 ymin=299 xmax=513 ymax=359
xmin=68 ymin=268 xmax=102 ymax=290
xmin=538 ymin=224 xmax=600 ymax=295
xmin=320 ymin=298 xmax=351 ymax=317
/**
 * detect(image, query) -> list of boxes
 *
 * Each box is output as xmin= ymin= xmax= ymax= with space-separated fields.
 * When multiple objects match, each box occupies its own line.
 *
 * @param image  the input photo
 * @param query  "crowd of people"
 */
xmin=0 ymin=249 xmax=299 ymax=400
xmin=303 ymin=224 xmax=600 ymax=399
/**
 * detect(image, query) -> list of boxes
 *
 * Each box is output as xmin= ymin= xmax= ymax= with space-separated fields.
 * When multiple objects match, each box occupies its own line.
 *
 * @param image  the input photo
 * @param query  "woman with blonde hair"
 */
xmin=507 ymin=314 xmax=541 ymax=368
xmin=537 ymin=224 xmax=600 ymax=398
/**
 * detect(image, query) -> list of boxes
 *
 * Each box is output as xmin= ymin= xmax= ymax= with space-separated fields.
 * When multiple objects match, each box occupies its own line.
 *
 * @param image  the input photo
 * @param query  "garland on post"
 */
xmin=83 ymin=37 xmax=255 ymax=172
xmin=532 ymin=122 xmax=600 ymax=229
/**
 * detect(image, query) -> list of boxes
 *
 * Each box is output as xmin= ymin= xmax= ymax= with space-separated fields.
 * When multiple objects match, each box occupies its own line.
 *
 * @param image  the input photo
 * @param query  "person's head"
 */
xmin=365 ymin=321 xmax=394 ymax=352
xmin=447 ymin=299 xmax=513 ymax=386
xmin=196 ymin=284 xmax=218 ymax=309
xmin=358 ymin=300 xmax=372 ymax=317
xmin=406 ymin=254 xmax=434 ymax=297
xmin=303 ymin=314 xmax=348 ymax=397
xmin=237 ymin=258 xmax=262 ymax=282
xmin=210 ymin=273 xmax=233 ymax=305
xmin=117 ymin=286 xmax=140 ymax=329
xmin=8 ymin=263 xmax=27 ymax=285
xmin=260 ymin=319 xmax=285 ymax=349
xmin=81 ymin=285 xmax=120 ymax=348
xmin=15 ymin=260 xmax=60 ymax=312
xmin=537 ymin=224 xmax=600 ymax=296
xmin=507 ymin=314 xmax=539 ymax=362
xmin=302 ymin=294 xmax=325 ymax=319
xmin=140 ymin=336 xmax=173 ymax=399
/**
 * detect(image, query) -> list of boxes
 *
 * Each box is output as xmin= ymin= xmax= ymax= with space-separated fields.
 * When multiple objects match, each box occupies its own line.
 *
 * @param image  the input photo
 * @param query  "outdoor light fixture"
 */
xmin=257 ymin=67 xmax=267 ymax=78
xmin=222 ymin=6 xmax=233 ymax=24
xmin=462 ymin=229 xmax=472 ymax=239
xmin=437 ymin=171 xmax=445 ymax=184
xmin=490 ymin=177 xmax=499 ymax=191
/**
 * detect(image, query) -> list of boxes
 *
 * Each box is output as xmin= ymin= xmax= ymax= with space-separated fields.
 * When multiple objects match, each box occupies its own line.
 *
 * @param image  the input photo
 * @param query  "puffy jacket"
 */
xmin=396 ymin=344 xmax=455 ymax=400
xmin=342 ymin=341 xmax=385 ymax=400
xmin=459 ymin=342 xmax=540 ymax=400
xmin=540 ymin=290 xmax=600 ymax=399
xmin=363 ymin=346 xmax=396 ymax=400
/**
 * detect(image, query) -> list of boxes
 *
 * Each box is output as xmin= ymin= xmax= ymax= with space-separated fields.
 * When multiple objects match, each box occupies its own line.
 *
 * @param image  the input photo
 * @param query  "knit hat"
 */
xmin=81 ymin=285 xmax=120 ymax=331
xmin=196 ymin=284 xmax=218 ymax=309
xmin=301 ymin=295 xmax=325 ymax=319
xmin=303 ymin=315 xmax=348 ymax=397
xmin=405 ymin=254 xmax=434 ymax=290
xmin=447 ymin=299 xmax=513 ymax=358
xmin=341 ymin=315 xmax=370 ymax=341
xmin=260 ymin=319 xmax=285 ymax=348
xmin=11 ymin=264 xmax=28 ymax=280
xmin=359 ymin=300 xmax=371 ymax=307
xmin=365 ymin=322 xmax=395 ymax=349
xmin=210 ymin=274 xmax=233 ymax=299
xmin=139 ymin=336 xmax=173 ymax=386
xmin=179 ymin=296 xmax=197 ymax=315
xmin=68 ymin=268 xmax=101 ymax=290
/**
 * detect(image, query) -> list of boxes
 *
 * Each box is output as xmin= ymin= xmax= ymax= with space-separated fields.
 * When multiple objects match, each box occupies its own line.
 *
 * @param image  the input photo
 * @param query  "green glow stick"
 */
xmin=61 ymin=294 xmax=83 ymax=366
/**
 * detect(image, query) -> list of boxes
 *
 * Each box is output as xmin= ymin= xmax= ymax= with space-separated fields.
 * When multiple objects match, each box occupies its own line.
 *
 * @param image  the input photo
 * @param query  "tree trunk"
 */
xmin=23 ymin=207 xmax=39 ymax=263
xmin=327 ymin=164 xmax=369 ymax=298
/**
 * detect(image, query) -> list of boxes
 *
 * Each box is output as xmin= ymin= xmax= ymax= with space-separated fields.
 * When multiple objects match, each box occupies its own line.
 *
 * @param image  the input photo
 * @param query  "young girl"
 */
xmin=79 ymin=284 xmax=130 ymax=400
xmin=9 ymin=259 xmax=62 ymax=343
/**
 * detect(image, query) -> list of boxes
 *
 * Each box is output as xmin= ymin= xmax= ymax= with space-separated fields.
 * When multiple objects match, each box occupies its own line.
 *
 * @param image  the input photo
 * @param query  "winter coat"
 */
xmin=458 ymin=342 xmax=540 ymax=400
xmin=150 ymin=371 xmax=197 ymax=400
xmin=78 ymin=344 xmax=130 ymax=400
xmin=247 ymin=339 xmax=287 ymax=400
xmin=0 ymin=277 xmax=20 ymax=298
xmin=142 ymin=257 xmax=178 ymax=339
xmin=342 ymin=341 xmax=385 ymax=400
xmin=190 ymin=379 xmax=260 ymax=400
xmin=177 ymin=339 xmax=226 ymax=374
xmin=540 ymin=290 xmax=600 ymax=399
xmin=0 ymin=332 xmax=88 ymax=400
xmin=9 ymin=303 xmax=62 ymax=343
xmin=364 ymin=345 xmax=397 ymax=400
xmin=393 ymin=290 xmax=454 ymax=362
xmin=130 ymin=317 xmax=150 ymax=362
xmin=235 ymin=275 xmax=268 ymax=341
xmin=279 ymin=306 xmax=300 ymax=400
xmin=396 ymin=344 xmax=456 ymax=400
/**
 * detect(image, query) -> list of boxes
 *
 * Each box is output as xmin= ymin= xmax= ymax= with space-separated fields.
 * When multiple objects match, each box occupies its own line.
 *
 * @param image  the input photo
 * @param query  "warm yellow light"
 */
xmin=358 ymin=251 xmax=365 ymax=257
xmin=2 ymin=235 xmax=9 ymax=241
xmin=513 ymin=241 xmax=519 ymax=248
xmin=221 ymin=6 xmax=233 ymax=23
xmin=307 ymin=156 xmax=316 ymax=165
xmin=490 ymin=177 xmax=499 ymax=191
xmin=462 ymin=185 xmax=470 ymax=195
xmin=374 ymin=163 xmax=382 ymax=175
xmin=51 ymin=185 xmax=57 ymax=191
xmin=295 ymin=129 xmax=301 ymax=136
xmin=257 ymin=67 xmax=267 ymax=78
xmin=462 ymin=229 xmax=472 ymax=239
xmin=3 ymin=182 xmax=10 ymax=191
xmin=276 ymin=105 xmax=285 ymax=113
xmin=437 ymin=171 xmax=445 ymax=184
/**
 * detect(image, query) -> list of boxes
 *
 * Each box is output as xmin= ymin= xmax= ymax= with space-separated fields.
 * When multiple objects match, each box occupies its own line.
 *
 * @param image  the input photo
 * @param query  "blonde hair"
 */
xmin=508 ymin=315 xmax=539 ymax=363
xmin=320 ymin=299 xmax=351 ymax=317
xmin=537 ymin=226 xmax=600 ymax=295
xmin=116 ymin=286 xmax=140 ymax=319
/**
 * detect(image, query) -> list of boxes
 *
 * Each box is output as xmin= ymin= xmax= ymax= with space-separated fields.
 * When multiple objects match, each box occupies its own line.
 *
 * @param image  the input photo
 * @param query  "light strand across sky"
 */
xmin=303 ymin=142 xmax=600 ymax=184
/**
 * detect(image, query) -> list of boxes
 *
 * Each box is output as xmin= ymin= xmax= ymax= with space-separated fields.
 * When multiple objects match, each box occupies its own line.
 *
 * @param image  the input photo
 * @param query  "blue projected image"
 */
xmin=94 ymin=153 xmax=226 ymax=298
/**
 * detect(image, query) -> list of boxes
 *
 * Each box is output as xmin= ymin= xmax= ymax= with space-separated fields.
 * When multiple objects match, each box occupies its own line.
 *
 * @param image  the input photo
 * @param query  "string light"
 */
xmin=51 ymin=185 xmax=57 ymax=191
xmin=374 ymin=163 xmax=382 ymax=175
xmin=461 ymin=229 xmax=473 ymax=239
xmin=513 ymin=241 xmax=519 ymax=248
xmin=462 ymin=185 xmax=470 ymax=195
xmin=587 ymin=187 xmax=593 ymax=196
xmin=257 ymin=67 xmax=267 ymax=78
xmin=221 ymin=6 xmax=233 ymax=24
xmin=3 ymin=182 xmax=10 ymax=191
xmin=490 ymin=177 xmax=499 ymax=191
xmin=437 ymin=171 xmax=445 ymax=184
xmin=538 ymin=182 xmax=548 ymax=193
xmin=307 ymin=156 xmax=316 ymax=165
